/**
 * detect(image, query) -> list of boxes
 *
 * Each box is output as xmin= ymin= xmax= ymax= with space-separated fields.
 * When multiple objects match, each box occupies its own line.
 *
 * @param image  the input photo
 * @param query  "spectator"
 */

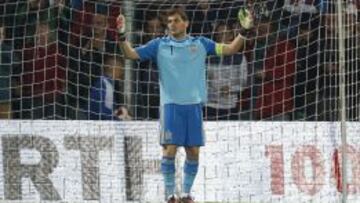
xmin=20 ymin=21 xmax=66 ymax=119
xmin=89 ymin=55 xmax=131 ymax=120
xmin=205 ymin=22 xmax=248 ymax=120
xmin=0 ymin=20 xmax=20 ymax=119
xmin=283 ymin=0 xmax=320 ymax=14
xmin=67 ymin=13 xmax=117 ymax=119
xmin=136 ymin=15 xmax=165 ymax=44
xmin=252 ymin=17 xmax=296 ymax=120
xmin=281 ymin=0 xmax=321 ymax=39
xmin=186 ymin=0 xmax=214 ymax=37
xmin=136 ymin=15 xmax=165 ymax=119
xmin=10 ymin=0 xmax=60 ymax=49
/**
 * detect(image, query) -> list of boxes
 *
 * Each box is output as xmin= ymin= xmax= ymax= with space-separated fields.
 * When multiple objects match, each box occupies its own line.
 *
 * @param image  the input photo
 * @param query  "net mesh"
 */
xmin=0 ymin=0 xmax=359 ymax=121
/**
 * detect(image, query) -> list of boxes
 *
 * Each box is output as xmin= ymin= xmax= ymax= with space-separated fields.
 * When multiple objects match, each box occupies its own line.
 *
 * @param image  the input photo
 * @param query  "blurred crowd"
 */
xmin=0 ymin=0 xmax=359 ymax=121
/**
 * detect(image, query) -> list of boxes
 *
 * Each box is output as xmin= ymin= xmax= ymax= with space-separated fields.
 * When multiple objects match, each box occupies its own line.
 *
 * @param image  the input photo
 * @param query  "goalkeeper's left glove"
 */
xmin=116 ymin=14 xmax=127 ymax=42
xmin=237 ymin=7 xmax=255 ymax=39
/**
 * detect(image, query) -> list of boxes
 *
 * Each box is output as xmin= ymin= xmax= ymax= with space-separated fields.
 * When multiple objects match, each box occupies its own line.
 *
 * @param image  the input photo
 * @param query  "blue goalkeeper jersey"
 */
xmin=135 ymin=35 xmax=218 ymax=105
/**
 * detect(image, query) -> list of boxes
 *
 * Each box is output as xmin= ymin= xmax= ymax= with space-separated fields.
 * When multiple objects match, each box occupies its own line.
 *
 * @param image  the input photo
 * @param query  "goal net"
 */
xmin=0 ymin=0 xmax=359 ymax=202
xmin=0 ymin=0 xmax=358 ymax=121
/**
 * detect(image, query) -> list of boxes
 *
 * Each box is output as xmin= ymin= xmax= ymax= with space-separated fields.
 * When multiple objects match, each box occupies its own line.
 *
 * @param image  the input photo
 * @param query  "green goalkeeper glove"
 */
xmin=238 ymin=7 xmax=255 ymax=39
xmin=116 ymin=14 xmax=127 ymax=41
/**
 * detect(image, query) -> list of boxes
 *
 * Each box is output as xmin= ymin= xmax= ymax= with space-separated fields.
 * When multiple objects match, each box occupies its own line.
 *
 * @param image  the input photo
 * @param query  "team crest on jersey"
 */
xmin=189 ymin=44 xmax=198 ymax=53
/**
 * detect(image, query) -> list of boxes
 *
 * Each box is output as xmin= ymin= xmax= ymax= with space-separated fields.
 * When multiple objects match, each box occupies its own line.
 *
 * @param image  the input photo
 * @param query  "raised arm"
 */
xmin=117 ymin=14 xmax=140 ymax=60
xmin=118 ymin=41 xmax=140 ymax=60
xmin=218 ymin=8 xmax=254 ymax=56
xmin=218 ymin=34 xmax=246 ymax=55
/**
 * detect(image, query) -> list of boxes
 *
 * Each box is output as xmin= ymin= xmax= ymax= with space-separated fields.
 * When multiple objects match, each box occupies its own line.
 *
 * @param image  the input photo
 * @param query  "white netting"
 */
xmin=0 ymin=0 xmax=358 ymax=121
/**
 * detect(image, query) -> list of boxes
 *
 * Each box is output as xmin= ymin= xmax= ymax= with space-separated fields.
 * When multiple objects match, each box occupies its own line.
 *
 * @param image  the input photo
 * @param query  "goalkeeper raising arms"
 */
xmin=117 ymin=7 xmax=253 ymax=203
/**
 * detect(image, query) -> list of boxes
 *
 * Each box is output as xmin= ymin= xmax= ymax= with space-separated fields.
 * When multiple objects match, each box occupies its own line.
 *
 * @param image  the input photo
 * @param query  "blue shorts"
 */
xmin=160 ymin=103 xmax=205 ymax=147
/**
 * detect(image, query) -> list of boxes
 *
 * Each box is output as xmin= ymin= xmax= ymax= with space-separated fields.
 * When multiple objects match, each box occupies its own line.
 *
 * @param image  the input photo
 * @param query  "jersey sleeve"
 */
xmin=135 ymin=38 xmax=160 ymax=62
xmin=199 ymin=36 xmax=218 ymax=56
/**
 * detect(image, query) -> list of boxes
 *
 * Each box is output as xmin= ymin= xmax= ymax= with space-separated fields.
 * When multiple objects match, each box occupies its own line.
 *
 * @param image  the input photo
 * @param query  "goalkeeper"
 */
xmin=117 ymin=6 xmax=253 ymax=203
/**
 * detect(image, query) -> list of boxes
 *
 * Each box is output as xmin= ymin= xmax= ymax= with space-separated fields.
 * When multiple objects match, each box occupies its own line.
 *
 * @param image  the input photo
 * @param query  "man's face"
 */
xmin=106 ymin=59 xmax=124 ymax=80
xmin=93 ymin=14 xmax=107 ymax=39
xmin=146 ymin=18 xmax=163 ymax=35
xmin=215 ymin=25 xmax=233 ymax=43
xmin=36 ymin=23 xmax=49 ymax=45
xmin=167 ymin=14 xmax=188 ymax=37
xmin=0 ymin=27 xmax=4 ymax=42
xmin=298 ymin=28 xmax=312 ymax=45
xmin=109 ymin=65 xmax=123 ymax=80
xmin=29 ymin=0 xmax=48 ymax=10
xmin=255 ymin=20 xmax=272 ymax=41
xmin=324 ymin=14 xmax=338 ymax=36
xmin=199 ymin=0 xmax=209 ymax=10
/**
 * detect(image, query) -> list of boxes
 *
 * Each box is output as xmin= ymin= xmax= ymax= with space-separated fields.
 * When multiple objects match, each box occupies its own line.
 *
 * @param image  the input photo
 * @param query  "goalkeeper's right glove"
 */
xmin=116 ymin=14 xmax=127 ymax=42
xmin=237 ymin=7 xmax=255 ymax=39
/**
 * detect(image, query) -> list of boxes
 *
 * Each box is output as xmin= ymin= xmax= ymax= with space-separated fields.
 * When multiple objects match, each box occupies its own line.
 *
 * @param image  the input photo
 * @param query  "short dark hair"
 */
xmin=167 ymin=6 xmax=188 ymax=22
